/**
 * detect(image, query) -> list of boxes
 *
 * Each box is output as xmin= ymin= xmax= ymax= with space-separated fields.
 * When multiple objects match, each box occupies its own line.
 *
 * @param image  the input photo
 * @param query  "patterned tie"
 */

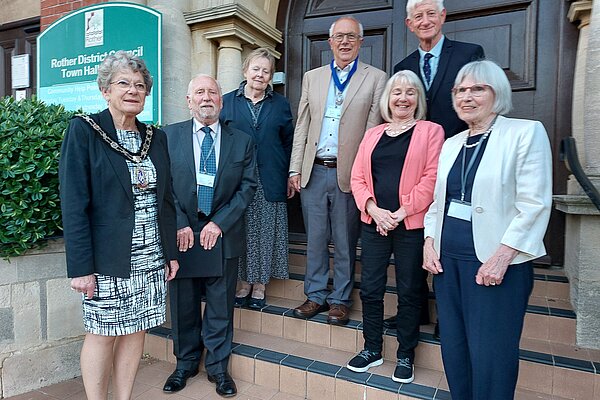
xmin=197 ymin=126 xmax=216 ymax=215
xmin=423 ymin=53 xmax=434 ymax=85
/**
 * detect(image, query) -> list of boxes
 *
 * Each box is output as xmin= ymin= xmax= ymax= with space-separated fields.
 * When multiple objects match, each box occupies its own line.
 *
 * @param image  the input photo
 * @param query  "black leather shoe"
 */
xmin=208 ymin=372 xmax=237 ymax=397
xmin=163 ymin=368 xmax=199 ymax=392
xmin=248 ymin=296 xmax=266 ymax=309
xmin=383 ymin=315 xmax=397 ymax=330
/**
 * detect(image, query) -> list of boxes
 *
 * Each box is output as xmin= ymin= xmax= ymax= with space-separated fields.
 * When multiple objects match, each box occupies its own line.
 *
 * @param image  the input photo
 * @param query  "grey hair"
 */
xmin=187 ymin=74 xmax=222 ymax=96
xmin=453 ymin=60 xmax=513 ymax=115
xmin=329 ymin=16 xmax=364 ymax=37
xmin=406 ymin=0 xmax=445 ymax=17
xmin=242 ymin=48 xmax=276 ymax=76
xmin=97 ymin=50 xmax=153 ymax=95
xmin=379 ymin=70 xmax=427 ymax=122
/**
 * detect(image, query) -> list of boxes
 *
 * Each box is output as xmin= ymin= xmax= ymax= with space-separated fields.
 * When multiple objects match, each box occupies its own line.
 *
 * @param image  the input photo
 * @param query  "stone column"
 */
xmin=148 ymin=0 xmax=192 ymax=124
xmin=583 ymin=1 xmax=600 ymax=180
xmin=567 ymin=0 xmax=592 ymax=181
xmin=217 ymin=37 xmax=243 ymax=93
xmin=554 ymin=0 xmax=600 ymax=350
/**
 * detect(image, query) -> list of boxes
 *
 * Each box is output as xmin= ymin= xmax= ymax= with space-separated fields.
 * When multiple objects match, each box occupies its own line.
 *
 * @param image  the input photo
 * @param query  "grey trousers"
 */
xmin=300 ymin=165 xmax=359 ymax=306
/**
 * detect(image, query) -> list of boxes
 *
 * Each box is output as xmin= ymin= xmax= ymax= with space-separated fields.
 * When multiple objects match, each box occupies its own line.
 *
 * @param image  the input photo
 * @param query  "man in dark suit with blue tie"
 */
xmin=162 ymin=74 xmax=256 ymax=397
xmin=385 ymin=0 xmax=484 ymax=333
xmin=394 ymin=0 xmax=484 ymax=139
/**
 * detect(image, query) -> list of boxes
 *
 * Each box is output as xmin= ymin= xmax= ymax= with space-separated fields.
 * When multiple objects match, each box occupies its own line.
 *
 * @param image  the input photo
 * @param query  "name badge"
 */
xmin=324 ymin=106 xmax=341 ymax=119
xmin=197 ymin=172 xmax=215 ymax=188
xmin=447 ymin=199 xmax=472 ymax=221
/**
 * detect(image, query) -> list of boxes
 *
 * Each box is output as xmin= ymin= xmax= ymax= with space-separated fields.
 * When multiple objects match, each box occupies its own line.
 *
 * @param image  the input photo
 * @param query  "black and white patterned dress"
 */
xmin=82 ymin=129 xmax=166 ymax=336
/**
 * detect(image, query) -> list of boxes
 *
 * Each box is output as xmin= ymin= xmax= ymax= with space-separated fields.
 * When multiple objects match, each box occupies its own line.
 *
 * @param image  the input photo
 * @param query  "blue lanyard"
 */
xmin=330 ymin=59 xmax=358 ymax=93
xmin=460 ymin=132 xmax=489 ymax=201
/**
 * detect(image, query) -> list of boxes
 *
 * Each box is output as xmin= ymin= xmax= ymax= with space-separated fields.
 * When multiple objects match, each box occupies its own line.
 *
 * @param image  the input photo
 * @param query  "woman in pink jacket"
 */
xmin=347 ymin=70 xmax=444 ymax=383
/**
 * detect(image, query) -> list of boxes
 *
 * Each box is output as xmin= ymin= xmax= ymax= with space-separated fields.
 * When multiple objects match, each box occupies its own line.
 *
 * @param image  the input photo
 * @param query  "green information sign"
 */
xmin=37 ymin=2 xmax=162 ymax=123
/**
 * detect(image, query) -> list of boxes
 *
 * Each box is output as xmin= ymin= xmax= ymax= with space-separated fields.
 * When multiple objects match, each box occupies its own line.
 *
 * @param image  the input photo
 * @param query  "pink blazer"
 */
xmin=351 ymin=120 xmax=444 ymax=230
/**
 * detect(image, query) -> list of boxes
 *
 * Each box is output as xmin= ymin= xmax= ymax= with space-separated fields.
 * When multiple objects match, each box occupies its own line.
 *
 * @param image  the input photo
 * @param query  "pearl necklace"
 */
xmin=385 ymin=120 xmax=416 ymax=137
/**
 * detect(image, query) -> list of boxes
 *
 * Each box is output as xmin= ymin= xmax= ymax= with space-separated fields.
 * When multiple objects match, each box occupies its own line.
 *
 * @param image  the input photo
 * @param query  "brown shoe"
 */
xmin=293 ymin=300 xmax=329 ymax=319
xmin=327 ymin=304 xmax=350 ymax=325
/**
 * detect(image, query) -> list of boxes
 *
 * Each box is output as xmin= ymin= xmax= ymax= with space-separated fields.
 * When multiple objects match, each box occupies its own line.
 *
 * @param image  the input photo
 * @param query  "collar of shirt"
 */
xmin=192 ymin=119 xmax=221 ymax=173
xmin=193 ymin=118 xmax=220 ymax=139
xmin=332 ymin=59 xmax=356 ymax=83
xmin=235 ymin=80 xmax=273 ymax=98
xmin=418 ymin=35 xmax=445 ymax=60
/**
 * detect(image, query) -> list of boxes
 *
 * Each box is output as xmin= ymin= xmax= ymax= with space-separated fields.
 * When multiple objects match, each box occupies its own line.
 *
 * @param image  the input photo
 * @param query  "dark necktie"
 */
xmin=197 ymin=126 xmax=216 ymax=215
xmin=423 ymin=53 xmax=434 ymax=85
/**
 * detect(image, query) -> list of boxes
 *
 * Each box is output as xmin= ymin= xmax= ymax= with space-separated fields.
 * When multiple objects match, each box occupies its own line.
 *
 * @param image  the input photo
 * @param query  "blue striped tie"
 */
xmin=197 ymin=126 xmax=216 ymax=215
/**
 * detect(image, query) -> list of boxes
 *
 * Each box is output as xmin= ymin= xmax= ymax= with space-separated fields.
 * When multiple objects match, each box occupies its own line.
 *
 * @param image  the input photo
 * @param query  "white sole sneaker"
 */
xmin=391 ymin=366 xmax=414 ymax=383
xmin=346 ymin=358 xmax=383 ymax=373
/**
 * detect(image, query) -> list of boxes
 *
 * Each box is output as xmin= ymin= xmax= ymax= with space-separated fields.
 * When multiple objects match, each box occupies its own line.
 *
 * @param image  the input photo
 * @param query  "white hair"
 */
xmin=406 ymin=0 xmax=445 ymax=18
xmin=329 ymin=16 xmax=364 ymax=37
xmin=453 ymin=60 xmax=513 ymax=115
xmin=187 ymin=74 xmax=222 ymax=96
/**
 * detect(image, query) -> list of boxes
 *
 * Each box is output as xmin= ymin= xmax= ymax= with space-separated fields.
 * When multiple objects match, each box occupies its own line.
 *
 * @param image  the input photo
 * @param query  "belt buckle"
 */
xmin=323 ymin=159 xmax=335 ymax=167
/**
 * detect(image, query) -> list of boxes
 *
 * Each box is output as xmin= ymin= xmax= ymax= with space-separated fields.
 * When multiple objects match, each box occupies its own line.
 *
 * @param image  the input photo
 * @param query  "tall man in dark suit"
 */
xmin=162 ymin=74 xmax=256 ymax=397
xmin=394 ymin=0 xmax=484 ymax=139
xmin=385 ymin=0 xmax=484 ymax=332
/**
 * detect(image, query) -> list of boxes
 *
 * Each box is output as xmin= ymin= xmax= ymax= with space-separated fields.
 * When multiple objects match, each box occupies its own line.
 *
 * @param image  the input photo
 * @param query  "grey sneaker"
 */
xmin=392 ymin=357 xmax=414 ymax=383
xmin=346 ymin=349 xmax=383 ymax=373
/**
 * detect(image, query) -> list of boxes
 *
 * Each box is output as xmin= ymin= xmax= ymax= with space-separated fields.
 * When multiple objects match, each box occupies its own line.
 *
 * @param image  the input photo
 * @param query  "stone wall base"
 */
xmin=1 ymin=339 xmax=83 ymax=398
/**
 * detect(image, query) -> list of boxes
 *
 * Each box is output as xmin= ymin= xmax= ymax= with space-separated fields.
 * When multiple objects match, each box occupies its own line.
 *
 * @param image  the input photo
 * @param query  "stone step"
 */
xmin=267 ymin=272 xmax=577 ymax=345
xmin=228 ymin=299 xmax=599 ymax=386
xmin=287 ymin=243 xmax=571 ymax=302
xmin=144 ymin=328 xmax=589 ymax=399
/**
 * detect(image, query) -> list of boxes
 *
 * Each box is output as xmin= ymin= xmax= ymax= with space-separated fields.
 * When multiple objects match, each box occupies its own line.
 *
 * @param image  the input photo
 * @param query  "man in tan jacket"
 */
xmin=289 ymin=16 xmax=387 ymax=325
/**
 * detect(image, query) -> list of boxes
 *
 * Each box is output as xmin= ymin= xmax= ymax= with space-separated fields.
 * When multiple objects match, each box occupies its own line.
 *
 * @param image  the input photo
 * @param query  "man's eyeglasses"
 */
xmin=110 ymin=80 xmax=147 ymax=93
xmin=330 ymin=33 xmax=361 ymax=42
xmin=452 ymin=84 xmax=491 ymax=98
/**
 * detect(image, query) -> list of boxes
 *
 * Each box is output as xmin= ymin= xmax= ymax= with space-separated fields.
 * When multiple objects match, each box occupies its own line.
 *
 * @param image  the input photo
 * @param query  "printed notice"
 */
xmin=12 ymin=54 xmax=30 ymax=89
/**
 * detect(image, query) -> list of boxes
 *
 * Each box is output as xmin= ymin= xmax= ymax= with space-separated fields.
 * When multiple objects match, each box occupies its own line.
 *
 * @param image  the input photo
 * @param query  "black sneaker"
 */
xmin=392 ymin=357 xmax=414 ymax=383
xmin=346 ymin=349 xmax=383 ymax=373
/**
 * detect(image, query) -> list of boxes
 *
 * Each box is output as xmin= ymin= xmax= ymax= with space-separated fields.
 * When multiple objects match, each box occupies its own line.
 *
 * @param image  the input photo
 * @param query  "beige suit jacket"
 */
xmin=289 ymin=60 xmax=387 ymax=193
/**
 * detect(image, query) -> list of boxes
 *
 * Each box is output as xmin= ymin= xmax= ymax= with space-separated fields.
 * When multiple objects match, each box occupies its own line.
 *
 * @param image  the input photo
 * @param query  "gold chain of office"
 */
xmin=77 ymin=113 xmax=154 ymax=163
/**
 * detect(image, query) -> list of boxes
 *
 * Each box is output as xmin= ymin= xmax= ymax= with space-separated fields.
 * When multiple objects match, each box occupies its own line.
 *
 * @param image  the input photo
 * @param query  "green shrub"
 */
xmin=0 ymin=96 xmax=74 ymax=259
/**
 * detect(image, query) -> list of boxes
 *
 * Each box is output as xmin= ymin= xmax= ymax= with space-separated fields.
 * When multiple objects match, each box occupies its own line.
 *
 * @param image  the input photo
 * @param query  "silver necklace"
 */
xmin=386 ymin=120 xmax=416 ymax=137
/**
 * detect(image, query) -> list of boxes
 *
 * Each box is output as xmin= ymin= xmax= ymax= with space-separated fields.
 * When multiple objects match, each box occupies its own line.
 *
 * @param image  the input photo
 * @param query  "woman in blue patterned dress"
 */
xmin=59 ymin=51 xmax=178 ymax=400
xmin=221 ymin=48 xmax=295 ymax=309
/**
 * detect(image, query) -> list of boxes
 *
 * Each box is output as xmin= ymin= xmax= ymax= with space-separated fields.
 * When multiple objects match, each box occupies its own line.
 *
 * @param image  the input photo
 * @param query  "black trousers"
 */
xmin=359 ymin=222 xmax=425 ymax=360
xmin=169 ymin=257 xmax=238 ymax=375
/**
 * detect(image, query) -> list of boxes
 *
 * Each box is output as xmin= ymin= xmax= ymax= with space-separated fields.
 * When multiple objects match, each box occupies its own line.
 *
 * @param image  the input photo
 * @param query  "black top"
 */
xmin=440 ymin=132 xmax=491 ymax=260
xmin=371 ymin=126 xmax=414 ymax=211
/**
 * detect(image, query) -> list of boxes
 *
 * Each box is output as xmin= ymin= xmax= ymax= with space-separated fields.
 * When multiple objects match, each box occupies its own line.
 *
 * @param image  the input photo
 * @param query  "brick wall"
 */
xmin=41 ymin=0 xmax=107 ymax=31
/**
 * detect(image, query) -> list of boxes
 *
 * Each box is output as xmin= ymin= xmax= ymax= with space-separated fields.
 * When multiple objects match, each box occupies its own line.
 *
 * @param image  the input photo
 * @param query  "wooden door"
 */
xmin=276 ymin=0 xmax=578 ymax=265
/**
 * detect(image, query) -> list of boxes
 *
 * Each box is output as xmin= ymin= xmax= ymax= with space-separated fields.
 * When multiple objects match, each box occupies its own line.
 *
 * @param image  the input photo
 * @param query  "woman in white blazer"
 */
xmin=422 ymin=60 xmax=552 ymax=400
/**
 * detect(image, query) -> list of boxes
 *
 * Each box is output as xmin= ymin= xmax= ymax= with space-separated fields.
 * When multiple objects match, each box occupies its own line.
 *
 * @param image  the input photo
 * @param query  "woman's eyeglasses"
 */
xmin=110 ymin=80 xmax=147 ymax=93
xmin=452 ymin=84 xmax=491 ymax=98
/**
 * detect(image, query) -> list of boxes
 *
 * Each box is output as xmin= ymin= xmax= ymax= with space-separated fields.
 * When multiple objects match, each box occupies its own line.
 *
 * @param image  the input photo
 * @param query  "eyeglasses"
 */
xmin=110 ymin=80 xmax=147 ymax=93
xmin=330 ymin=33 xmax=361 ymax=42
xmin=452 ymin=84 xmax=491 ymax=98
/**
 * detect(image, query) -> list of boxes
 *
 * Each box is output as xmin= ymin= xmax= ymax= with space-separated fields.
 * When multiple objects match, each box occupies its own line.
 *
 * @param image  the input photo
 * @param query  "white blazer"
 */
xmin=423 ymin=115 xmax=553 ymax=264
